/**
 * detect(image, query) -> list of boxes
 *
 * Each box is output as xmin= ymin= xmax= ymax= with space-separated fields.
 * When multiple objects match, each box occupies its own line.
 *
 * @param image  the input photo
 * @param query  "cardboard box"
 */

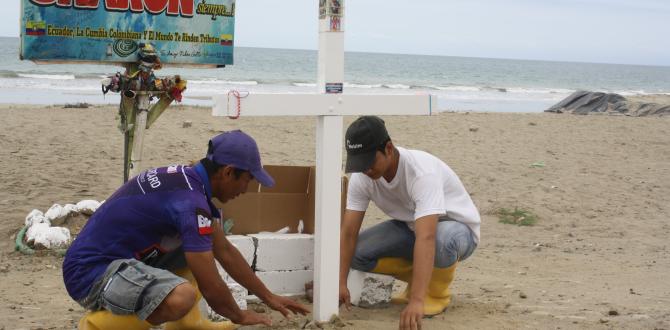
xmin=216 ymin=165 xmax=347 ymax=235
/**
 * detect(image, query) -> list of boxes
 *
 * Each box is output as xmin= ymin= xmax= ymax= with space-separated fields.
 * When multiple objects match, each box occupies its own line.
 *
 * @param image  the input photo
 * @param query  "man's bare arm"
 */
xmin=399 ymin=214 xmax=438 ymax=329
xmin=409 ymin=214 xmax=438 ymax=302
xmin=339 ymin=209 xmax=365 ymax=307
xmin=183 ymin=250 xmax=244 ymax=321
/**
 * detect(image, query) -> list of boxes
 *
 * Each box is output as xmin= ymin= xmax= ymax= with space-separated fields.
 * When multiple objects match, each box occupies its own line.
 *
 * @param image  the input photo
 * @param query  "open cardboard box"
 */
xmin=214 ymin=165 xmax=348 ymax=235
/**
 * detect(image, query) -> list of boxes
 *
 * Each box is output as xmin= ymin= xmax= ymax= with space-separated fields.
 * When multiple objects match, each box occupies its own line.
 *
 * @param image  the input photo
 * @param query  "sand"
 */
xmin=1 ymin=99 xmax=669 ymax=329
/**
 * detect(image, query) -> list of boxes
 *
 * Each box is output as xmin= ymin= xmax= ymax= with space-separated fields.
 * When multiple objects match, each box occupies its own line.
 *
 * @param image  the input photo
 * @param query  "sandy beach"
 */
xmin=1 ymin=99 xmax=669 ymax=329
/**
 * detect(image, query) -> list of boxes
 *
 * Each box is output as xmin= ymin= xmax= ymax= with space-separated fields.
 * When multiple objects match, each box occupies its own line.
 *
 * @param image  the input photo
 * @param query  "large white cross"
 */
xmin=212 ymin=1 xmax=434 ymax=322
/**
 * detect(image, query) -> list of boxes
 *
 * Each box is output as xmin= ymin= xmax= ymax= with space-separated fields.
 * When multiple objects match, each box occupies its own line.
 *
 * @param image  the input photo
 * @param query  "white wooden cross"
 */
xmin=212 ymin=1 xmax=435 ymax=322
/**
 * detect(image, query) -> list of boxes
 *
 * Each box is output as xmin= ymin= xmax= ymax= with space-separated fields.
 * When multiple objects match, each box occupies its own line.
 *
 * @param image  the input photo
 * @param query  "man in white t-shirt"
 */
xmin=339 ymin=116 xmax=480 ymax=329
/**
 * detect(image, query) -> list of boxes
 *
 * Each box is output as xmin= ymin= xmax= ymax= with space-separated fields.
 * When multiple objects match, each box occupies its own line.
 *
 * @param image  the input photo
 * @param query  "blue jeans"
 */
xmin=351 ymin=218 xmax=477 ymax=271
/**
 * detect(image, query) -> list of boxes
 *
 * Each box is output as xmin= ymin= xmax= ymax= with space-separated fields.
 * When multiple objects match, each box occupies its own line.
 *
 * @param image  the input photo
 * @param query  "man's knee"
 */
xmin=434 ymin=221 xmax=476 ymax=267
xmin=351 ymin=246 xmax=375 ymax=271
xmin=154 ymin=282 xmax=196 ymax=321
xmin=434 ymin=241 xmax=459 ymax=268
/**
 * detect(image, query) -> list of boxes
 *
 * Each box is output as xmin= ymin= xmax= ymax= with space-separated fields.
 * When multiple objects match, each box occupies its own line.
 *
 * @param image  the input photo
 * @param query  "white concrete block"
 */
xmin=249 ymin=233 xmax=313 ymax=271
xmin=256 ymin=270 xmax=313 ymax=295
xmin=214 ymin=235 xmax=255 ymax=283
xmin=347 ymin=269 xmax=394 ymax=308
xmin=227 ymin=235 xmax=256 ymax=266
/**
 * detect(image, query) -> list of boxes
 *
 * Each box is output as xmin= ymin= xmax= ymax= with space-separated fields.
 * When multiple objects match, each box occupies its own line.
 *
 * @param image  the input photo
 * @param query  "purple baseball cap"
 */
xmin=206 ymin=130 xmax=275 ymax=187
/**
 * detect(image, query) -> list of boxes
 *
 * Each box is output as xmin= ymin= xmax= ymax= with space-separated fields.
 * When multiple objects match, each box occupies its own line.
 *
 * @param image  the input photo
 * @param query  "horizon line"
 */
xmin=1 ymin=35 xmax=668 ymax=68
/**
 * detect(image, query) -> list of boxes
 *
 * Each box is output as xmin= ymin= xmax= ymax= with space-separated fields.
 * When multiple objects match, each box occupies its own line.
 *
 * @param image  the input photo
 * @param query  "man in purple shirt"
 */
xmin=64 ymin=130 xmax=308 ymax=329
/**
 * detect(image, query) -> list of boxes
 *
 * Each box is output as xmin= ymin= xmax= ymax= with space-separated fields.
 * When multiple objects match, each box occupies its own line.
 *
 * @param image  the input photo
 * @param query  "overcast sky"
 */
xmin=3 ymin=0 xmax=669 ymax=66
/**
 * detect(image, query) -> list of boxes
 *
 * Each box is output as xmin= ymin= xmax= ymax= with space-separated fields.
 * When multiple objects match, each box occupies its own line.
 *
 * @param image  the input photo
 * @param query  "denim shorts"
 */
xmin=77 ymin=258 xmax=186 ymax=320
xmin=351 ymin=218 xmax=478 ymax=271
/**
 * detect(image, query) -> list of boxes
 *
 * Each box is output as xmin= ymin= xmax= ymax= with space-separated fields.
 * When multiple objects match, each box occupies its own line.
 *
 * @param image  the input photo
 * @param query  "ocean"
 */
xmin=1 ymin=37 xmax=669 ymax=112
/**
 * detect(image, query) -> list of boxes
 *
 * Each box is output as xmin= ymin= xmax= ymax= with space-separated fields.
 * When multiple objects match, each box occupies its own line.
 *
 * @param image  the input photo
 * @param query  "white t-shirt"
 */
xmin=346 ymin=147 xmax=481 ymax=243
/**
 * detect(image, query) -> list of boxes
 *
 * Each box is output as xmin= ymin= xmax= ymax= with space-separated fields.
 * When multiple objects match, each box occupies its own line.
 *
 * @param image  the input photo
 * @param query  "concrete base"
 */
xmin=347 ymin=269 xmax=394 ymax=308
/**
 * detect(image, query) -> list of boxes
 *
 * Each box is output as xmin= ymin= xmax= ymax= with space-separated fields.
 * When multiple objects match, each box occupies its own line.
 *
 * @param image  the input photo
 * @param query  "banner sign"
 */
xmin=20 ymin=0 xmax=235 ymax=66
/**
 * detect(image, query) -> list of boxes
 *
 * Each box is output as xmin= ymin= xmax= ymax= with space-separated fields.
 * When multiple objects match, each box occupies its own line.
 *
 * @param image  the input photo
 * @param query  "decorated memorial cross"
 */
xmin=21 ymin=0 xmax=237 ymax=181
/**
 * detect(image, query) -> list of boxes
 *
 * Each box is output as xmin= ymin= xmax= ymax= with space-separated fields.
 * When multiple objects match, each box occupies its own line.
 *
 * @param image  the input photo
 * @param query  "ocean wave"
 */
xmin=290 ymin=82 xmax=385 ymax=89
xmin=505 ymin=87 xmax=573 ymax=94
xmin=293 ymin=82 xmax=316 ymax=87
xmin=188 ymin=79 xmax=258 ymax=85
xmin=618 ymin=90 xmax=670 ymax=96
xmin=0 ymin=71 xmax=19 ymax=78
xmin=481 ymin=86 xmax=509 ymax=93
xmin=615 ymin=90 xmax=648 ymax=96
xmin=430 ymin=85 xmax=482 ymax=92
xmin=427 ymin=85 xmax=575 ymax=95
xmin=345 ymin=83 xmax=383 ymax=89
xmin=382 ymin=84 xmax=411 ymax=89
xmin=1 ymin=72 xmax=662 ymax=100
xmin=75 ymin=73 xmax=113 ymax=79
xmin=18 ymin=73 xmax=76 ymax=80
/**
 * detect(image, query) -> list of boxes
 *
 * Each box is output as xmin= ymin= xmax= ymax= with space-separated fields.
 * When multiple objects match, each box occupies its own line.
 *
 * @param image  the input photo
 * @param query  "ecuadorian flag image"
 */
xmin=220 ymin=34 xmax=233 ymax=46
xmin=26 ymin=21 xmax=46 ymax=36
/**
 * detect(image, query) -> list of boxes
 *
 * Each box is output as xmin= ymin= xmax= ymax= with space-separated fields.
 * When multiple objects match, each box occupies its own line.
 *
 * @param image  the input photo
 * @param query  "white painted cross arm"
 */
xmin=212 ymin=93 xmax=436 ymax=117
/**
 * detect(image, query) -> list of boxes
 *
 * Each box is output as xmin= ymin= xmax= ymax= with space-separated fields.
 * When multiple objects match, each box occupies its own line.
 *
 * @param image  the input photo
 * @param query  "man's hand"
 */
xmin=339 ymin=284 xmax=351 ymax=309
xmin=399 ymin=300 xmax=424 ymax=330
xmin=234 ymin=310 xmax=272 ymax=326
xmin=265 ymin=294 xmax=310 ymax=318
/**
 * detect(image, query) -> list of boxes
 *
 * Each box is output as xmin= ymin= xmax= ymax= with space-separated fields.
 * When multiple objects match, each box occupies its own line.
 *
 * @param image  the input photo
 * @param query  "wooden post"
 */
xmin=313 ymin=0 xmax=345 ymax=322
xmin=128 ymin=91 xmax=151 ymax=179
xmin=120 ymin=61 xmax=175 ymax=182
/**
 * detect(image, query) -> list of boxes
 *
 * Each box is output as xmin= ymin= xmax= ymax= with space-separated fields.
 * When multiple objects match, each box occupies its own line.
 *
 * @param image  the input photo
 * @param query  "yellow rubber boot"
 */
xmin=164 ymin=268 xmax=238 ymax=330
xmin=370 ymin=257 xmax=414 ymax=304
xmin=371 ymin=258 xmax=458 ymax=314
xmin=77 ymin=310 xmax=151 ymax=330
xmin=423 ymin=262 xmax=457 ymax=316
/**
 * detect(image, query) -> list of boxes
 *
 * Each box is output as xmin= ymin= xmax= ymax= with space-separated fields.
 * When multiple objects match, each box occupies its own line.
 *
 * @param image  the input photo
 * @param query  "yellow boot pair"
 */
xmin=78 ymin=312 xmax=150 ymax=330
xmin=78 ymin=268 xmax=237 ymax=330
xmin=371 ymin=257 xmax=457 ymax=316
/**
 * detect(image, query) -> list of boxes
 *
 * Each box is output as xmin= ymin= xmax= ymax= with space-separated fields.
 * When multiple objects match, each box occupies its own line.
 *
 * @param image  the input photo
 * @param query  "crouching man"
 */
xmin=339 ymin=116 xmax=480 ymax=329
xmin=63 ymin=130 xmax=309 ymax=330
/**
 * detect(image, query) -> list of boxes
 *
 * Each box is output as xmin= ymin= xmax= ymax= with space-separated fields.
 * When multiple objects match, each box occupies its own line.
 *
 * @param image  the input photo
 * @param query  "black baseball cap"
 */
xmin=345 ymin=116 xmax=390 ymax=173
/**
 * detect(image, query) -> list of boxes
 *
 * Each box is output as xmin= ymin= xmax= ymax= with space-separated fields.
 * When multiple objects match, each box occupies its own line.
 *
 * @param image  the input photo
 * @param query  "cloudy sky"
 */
xmin=3 ymin=0 xmax=669 ymax=66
